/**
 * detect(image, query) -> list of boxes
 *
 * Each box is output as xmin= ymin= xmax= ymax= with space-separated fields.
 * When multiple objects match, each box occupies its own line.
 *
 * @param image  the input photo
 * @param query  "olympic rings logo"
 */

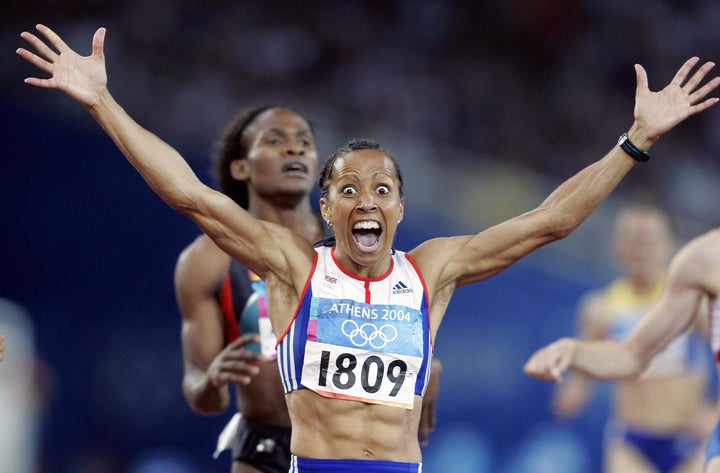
xmin=341 ymin=320 xmax=398 ymax=349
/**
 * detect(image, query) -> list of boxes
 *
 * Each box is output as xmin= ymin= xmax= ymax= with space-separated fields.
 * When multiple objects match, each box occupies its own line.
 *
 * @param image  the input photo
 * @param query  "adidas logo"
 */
xmin=392 ymin=281 xmax=413 ymax=294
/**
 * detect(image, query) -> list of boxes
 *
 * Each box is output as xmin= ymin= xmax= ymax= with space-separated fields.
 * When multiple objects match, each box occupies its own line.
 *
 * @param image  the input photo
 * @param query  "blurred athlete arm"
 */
xmin=176 ymin=235 xmax=264 ymax=414
xmin=551 ymin=291 xmax=605 ymax=418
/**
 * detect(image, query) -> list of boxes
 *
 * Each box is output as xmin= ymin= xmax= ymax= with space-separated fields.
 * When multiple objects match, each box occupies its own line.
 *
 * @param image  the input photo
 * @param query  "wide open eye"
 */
xmin=377 ymin=184 xmax=390 ymax=195
xmin=341 ymin=186 xmax=357 ymax=196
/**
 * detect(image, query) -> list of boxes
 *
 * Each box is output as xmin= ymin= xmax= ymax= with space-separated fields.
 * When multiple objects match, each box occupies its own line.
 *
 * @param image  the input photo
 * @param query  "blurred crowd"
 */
xmin=4 ymin=1 xmax=720 ymax=274
xmin=4 ymin=1 xmax=720 ymax=238
xmin=2 ymin=3 xmax=720 ymax=471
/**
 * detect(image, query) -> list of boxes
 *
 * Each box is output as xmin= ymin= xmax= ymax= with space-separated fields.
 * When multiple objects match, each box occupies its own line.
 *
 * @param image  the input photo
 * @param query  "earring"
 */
xmin=326 ymin=220 xmax=333 ymax=228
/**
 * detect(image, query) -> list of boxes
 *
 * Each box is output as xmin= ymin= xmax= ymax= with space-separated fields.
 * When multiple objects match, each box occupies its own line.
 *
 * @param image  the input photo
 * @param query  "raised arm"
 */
xmin=525 ymin=58 xmax=720 ymax=244
xmin=16 ymin=25 xmax=311 ymax=283
xmin=414 ymin=57 xmax=719 ymax=294
xmin=524 ymin=230 xmax=719 ymax=383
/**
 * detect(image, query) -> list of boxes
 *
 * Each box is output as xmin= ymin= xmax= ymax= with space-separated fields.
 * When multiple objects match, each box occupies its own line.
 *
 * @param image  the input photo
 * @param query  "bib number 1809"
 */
xmin=318 ymin=350 xmax=407 ymax=396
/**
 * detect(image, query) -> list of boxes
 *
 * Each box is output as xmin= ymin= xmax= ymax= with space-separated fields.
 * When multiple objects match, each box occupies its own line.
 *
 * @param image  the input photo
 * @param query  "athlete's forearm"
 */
xmin=183 ymin=372 xmax=230 ymax=415
xmin=536 ymin=146 xmax=635 ymax=240
xmin=571 ymin=339 xmax=645 ymax=380
xmin=86 ymin=89 xmax=205 ymax=215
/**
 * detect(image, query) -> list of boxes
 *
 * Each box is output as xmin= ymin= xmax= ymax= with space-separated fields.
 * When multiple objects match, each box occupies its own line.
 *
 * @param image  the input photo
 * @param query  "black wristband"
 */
xmin=617 ymin=133 xmax=650 ymax=162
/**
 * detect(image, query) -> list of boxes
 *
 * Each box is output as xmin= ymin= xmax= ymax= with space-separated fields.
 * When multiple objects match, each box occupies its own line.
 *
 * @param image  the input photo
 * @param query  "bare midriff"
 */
xmin=614 ymin=372 xmax=707 ymax=433
xmin=286 ymin=389 xmax=423 ymax=462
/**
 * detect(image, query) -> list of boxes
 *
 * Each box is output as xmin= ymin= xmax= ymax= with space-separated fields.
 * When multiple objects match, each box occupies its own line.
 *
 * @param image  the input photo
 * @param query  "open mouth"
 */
xmin=352 ymin=220 xmax=382 ymax=249
xmin=282 ymin=162 xmax=308 ymax=174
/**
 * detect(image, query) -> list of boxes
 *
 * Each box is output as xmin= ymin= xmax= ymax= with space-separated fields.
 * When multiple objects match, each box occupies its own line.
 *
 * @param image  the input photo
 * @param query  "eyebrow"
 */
xmin=263 ymin=126 xmax=312 ymax=136
xmin=373 ymin=171 xmax=394 ymax=180
xmin=336 ymin=173 xmax=360 ymax=182
xmin=335 ymin=171 xmax=393 ymax=184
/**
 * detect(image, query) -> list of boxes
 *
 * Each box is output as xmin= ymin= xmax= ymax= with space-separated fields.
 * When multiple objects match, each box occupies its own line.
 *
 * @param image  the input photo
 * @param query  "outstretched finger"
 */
xmin=682 ymin=60 xmax=717 ymax=93
xmin=35 ymin=24 xmax=72 ymax=55
xmin=688 ymin=75 xmax=720 ymax=105
xmin=16 ymin=47 xmax=54 ymax=75
xmin=670 ymin=56 xmax=700 ymax=87
xmin=523 ymin=353 xmax=547 ymax=379
xmin=92 ymin=27 xmax=106 ymax=57
xmin=688 ymin=96 xmax=720 ymax=116
xmin=634 ymin=64 xmax=649 ymax=93
xmin=19 ymin=31 xmax=58 ymax=62
xmin=22 ymin=75 xmax=60 ymax=88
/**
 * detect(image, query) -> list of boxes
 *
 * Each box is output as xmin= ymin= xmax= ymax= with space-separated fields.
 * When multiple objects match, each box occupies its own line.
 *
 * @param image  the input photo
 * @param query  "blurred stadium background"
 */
xmin=2 ymin=1 xmax=720 ymax=472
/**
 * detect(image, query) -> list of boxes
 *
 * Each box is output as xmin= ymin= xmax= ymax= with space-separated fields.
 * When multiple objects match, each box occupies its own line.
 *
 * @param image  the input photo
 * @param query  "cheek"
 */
xmin=251 ymin=161 xmax=282 ymax=182
xmin=330 ymin=203 xmax=355 ymax=224
xmin=308 ymin=155 xmax=319 ymax=173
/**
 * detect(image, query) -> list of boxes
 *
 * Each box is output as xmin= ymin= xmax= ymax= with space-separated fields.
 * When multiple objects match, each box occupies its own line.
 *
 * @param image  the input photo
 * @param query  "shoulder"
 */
xmin=177 ymin=234 xmax=231 ymax=267
xmin=671 ymin=230 xmax=719 ymax=273
xmin=576 ymin=286 xmax=610 ymax=328
xmin=670 ymin=229 xmax=720 ymax=295
xmin=578 ymin=287 xmax=608 ymax=311
xmin=175 ymin=234 xmax=232 ymax=288
xmin=408 ymin=237 xmax=467 ymax=279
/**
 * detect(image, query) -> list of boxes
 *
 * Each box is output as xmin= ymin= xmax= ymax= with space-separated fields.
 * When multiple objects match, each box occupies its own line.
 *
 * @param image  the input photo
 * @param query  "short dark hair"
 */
xmin=212 ymin=105 xmax=274 ymax=209
xmin=318 ymin=138 xmax=404 ymax=199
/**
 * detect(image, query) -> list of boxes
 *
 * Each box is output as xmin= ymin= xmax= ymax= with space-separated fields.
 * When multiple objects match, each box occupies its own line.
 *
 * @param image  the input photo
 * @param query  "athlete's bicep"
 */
xmin=422 ymin=212 xmax=558 ymax=290
xmin=180 ymin=293 xmax=226 ymax=372
xmin=175 ymin=239 xmax=228 ymax=371
xmin=182 ymin=187 xmax=288 ymax=278
xmin=626 ymin=261 xmax=705 ymax=363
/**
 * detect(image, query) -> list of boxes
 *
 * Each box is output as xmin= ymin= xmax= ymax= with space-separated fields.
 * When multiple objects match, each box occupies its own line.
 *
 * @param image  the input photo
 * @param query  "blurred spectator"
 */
xmin=0 ymin=298 xmax=51 ymax=473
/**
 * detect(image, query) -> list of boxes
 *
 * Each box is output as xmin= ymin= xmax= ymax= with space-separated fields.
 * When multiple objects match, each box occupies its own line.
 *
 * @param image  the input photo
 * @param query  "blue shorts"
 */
xmin=605 ymin=422 xmax=701 ymax=473
xmin=289 ymin=456 xmax=422 ymax=472
xmin=706 ymin=421 xmax=720 ymax=463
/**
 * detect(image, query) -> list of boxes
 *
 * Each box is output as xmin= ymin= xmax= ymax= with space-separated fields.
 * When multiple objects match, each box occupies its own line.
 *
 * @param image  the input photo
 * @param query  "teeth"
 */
xmin=353 ymin=221 xmax=380 ymax=230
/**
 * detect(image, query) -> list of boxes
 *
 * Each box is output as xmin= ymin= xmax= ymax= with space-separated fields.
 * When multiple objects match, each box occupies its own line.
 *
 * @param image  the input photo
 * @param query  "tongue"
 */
xmin=354 ymin=230 xmax=379 ymax=248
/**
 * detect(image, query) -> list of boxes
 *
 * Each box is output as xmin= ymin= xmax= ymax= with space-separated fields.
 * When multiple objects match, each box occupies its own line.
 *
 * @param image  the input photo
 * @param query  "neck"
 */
xmin=627 ymin=272 xmax=664 ymax=295
xmin=332 ymin=245 xmax=393 ymax=279
xmin=248 ymin=196 xmax=322 ymax=243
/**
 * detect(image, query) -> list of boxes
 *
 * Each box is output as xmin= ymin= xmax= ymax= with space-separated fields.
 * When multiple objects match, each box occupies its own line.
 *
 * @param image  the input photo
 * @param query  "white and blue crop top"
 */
xmin=276 ymin=246 xmax=433 ymax=409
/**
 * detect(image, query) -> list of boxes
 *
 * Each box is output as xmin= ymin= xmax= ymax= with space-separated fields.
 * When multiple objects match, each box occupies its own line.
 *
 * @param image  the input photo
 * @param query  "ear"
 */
xmin=320 ymin=197 xmax=331 ymax=224
xmin=398 ymin=197 xmax=405 ymax=223
xmin=229 ymin=159 xmax=250 ymax=181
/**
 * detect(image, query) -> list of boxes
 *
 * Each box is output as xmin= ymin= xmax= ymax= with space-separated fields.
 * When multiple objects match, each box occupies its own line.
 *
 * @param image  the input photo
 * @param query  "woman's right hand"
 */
xmin=207 ymin=334 xmax=269 ymax=388
xmin=17 ymin=24 xmax=109 ymax=109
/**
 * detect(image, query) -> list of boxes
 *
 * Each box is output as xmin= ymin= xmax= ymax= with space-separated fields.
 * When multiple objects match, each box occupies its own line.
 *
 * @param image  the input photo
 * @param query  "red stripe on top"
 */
xmin=219 ymin=273 xmax=241 ymax=344
xmin=328 ymin=246 xmax=395 ymax=304
xmin=405 ymin=252 xmax=434 ymax=352
xmin=329 ymin=246 xmax=395 ymax=282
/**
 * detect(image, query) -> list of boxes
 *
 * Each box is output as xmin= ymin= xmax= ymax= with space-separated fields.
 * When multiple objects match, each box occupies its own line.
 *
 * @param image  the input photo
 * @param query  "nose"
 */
xmin=356 ymin=191 xmax=377 ymax=212
xmin=285 ymin=140 xmax=306 ymax=156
